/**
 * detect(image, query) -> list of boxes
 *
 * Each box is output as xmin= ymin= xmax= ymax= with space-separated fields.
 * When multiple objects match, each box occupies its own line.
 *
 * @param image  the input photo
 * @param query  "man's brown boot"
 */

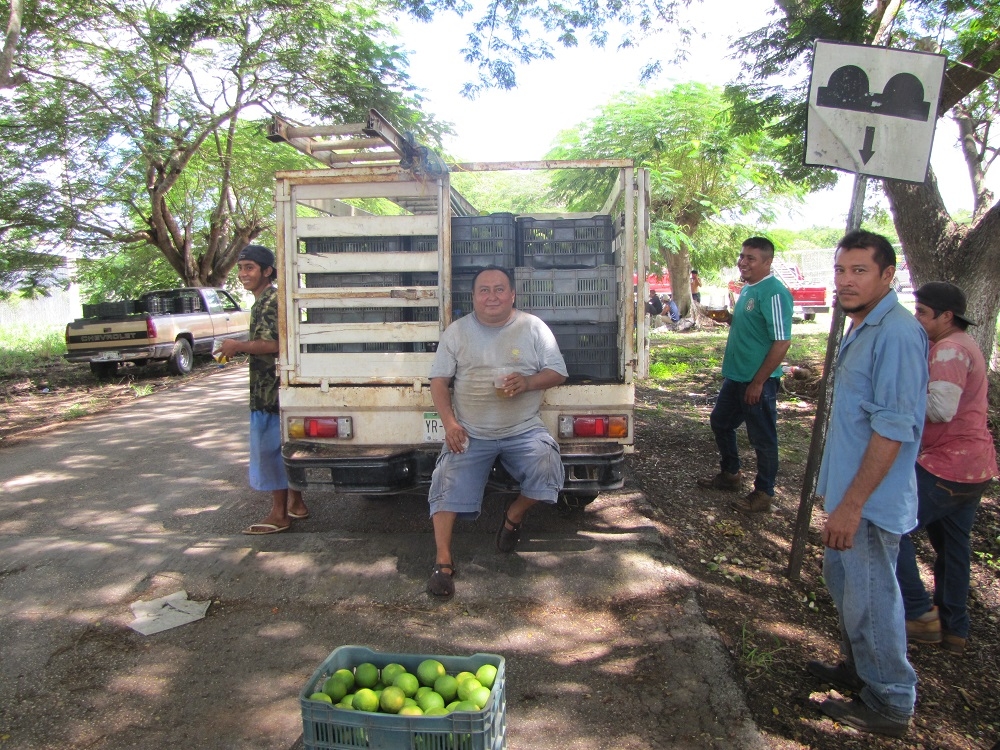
xmin=697 ymin=471 xmax=742 ymax=492
xmin=905 ymin=606 xmax=942 ymax=644
xmin=731 ymin=489 xmax=772 ymax=513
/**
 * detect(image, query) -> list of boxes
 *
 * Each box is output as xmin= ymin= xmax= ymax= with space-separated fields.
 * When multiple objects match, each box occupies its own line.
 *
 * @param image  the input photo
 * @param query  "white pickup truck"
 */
xmin=64 ymin=287 xmax=250 ymax=377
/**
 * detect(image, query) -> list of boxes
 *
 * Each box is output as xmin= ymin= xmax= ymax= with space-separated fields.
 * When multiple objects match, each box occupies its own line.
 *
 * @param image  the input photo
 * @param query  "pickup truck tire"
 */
xmin=167 ymin=338 xmax=194 ymax=375
xmin=89 ymin=361 xmax=118 ymax=379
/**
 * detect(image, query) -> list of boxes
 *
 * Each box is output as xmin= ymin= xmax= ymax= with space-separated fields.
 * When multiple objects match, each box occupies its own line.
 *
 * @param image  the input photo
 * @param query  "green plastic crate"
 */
xmin=301 ymin=646 xmax=506 ymax=750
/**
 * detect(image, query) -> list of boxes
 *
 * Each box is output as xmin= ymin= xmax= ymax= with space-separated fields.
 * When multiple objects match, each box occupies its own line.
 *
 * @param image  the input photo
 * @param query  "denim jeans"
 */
xmin=895 ymin=464 xmax=990 ymax=638
xmin=824 ymin=518 xmax=916 ymax=722
xmin=709 ymin=377 xmax=780 ymax=495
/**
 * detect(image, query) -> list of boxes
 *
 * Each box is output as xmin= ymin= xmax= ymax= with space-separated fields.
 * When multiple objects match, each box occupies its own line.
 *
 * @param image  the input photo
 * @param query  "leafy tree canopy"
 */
xmin=544 ymin=83 xmax=806 ymax=312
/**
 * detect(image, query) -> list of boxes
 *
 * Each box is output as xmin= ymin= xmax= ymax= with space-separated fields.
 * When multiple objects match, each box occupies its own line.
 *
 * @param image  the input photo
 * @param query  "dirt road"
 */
xmin=0 ymin=365 xmax=768 ymax=750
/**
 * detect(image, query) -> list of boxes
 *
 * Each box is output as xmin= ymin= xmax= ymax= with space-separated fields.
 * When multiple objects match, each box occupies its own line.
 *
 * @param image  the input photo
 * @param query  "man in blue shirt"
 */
xmin=697 ymin=237 xmax=793 ymax=513
xmin=807 ymin=231 xmax=928 ymax=738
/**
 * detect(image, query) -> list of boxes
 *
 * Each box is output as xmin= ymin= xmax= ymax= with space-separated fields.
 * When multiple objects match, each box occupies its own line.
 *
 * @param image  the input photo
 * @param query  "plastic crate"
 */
xmin=301 ymin=646 xmax=506 ymax=750
xmin=451 ymin=214 xmax=516 ymax=270
xmin=517 ymin=216 xmax=615 ymax=269
xmin=550 ymin=322 xmax=619 ymax=382
xmin=82 ymin=300 xmax=140 ymax=318
xmin=303 ymin=343 xmax=406 ymax=354
xmin=303 ymin=273 xmax=404 ymax=288
xmin=514 ymin=266 xmax=617 ymax=323
xmin=301 ymin=236 xmax=437 ymax=254
xmin=305 ymin=307 xmax=403 ymax=324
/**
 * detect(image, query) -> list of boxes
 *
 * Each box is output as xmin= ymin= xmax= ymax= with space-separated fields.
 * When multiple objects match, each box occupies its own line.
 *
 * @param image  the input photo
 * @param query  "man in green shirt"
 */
xmin=697 ymin=237 xmax=793 ymax=513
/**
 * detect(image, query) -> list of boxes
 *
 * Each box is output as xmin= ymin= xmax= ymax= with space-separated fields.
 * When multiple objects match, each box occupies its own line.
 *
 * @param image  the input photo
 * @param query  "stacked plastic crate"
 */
xmin=450 ymin=213 xmax=518 ymax=318
xmin=515 ymin=215 xmax=618 ymax=382
xmin=300 ymin=236 xmax=437 ymax=353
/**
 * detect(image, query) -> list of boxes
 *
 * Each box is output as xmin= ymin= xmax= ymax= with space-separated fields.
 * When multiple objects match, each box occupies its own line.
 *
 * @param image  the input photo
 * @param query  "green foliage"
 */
xmin=450 ymin=171 xmax=563 ymax=214
xmin=74 ymin=247 xmax=183 ymax=303
xmin=0 ymin=325 xmax=67 ymax=378
xmin=545 ymin=84 xmax=806 ymax=277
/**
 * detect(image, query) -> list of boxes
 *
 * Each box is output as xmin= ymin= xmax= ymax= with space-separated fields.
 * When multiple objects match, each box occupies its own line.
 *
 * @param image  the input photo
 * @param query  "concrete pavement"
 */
xmin=0 ymin=365 xmax=769 ymax=749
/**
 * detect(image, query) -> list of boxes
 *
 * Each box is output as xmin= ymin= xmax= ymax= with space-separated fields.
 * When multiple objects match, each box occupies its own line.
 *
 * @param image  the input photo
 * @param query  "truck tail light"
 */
xmin=287 ymin=417 xmax=353 ymax=439
xmin=557 ymin=415 xmax=628 ymax=439
xmin=146 ymin=318 xmax=157 ymax=339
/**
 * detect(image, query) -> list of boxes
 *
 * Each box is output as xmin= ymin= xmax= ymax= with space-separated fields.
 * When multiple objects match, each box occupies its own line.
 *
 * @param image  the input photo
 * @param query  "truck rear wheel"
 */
xmin=89 ymin=361 xmax=118 ymax=379
xmin=167 ymin=338 xmax=193 ymax=375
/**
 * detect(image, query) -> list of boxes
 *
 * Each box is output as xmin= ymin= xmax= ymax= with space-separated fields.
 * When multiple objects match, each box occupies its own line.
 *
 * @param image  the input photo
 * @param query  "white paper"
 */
xmin=128 ymin=590 xmax=211 ymax=635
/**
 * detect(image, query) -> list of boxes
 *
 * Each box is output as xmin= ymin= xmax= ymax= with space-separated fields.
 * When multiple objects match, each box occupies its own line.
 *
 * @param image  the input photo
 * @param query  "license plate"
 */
xmin=423 ymin=412 xmax=445 ymax=442
xmin=97 ymin=351 xmax=119 ymax=360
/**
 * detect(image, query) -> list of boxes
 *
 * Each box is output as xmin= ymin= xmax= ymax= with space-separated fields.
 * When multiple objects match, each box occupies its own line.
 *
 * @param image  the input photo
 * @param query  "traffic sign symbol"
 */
xmin=805 ymin=40 xmax=947 ymax=183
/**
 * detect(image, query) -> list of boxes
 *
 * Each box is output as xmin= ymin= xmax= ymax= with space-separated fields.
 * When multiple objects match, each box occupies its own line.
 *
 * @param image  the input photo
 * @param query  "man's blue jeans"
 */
xmin=895 ymin=464 xmax=990 ymax=638
xmin=825 ymin=518 xmax=916 ymax=722
xmin=709 ymin=377 xmax=779 ymax=495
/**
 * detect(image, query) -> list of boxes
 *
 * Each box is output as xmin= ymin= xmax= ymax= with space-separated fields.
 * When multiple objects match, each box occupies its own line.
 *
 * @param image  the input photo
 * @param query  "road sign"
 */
xmin=805 ymin=39 xmax=947 ymax=183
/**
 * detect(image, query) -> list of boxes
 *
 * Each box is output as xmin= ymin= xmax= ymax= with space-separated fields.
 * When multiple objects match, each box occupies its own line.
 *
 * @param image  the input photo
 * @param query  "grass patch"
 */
xmin=0 ymin=325 xmax=67 ymax=378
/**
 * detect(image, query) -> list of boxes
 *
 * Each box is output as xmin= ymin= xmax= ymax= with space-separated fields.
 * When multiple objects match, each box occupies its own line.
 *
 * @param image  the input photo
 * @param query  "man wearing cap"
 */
xmin=895 ymin=282 xmax=997 ymax=655
xmin=220 ymin=244 xmax=309 ymax=533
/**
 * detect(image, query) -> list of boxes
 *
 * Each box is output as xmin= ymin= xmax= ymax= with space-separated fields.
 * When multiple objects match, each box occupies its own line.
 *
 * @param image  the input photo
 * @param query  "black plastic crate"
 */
xmin=514 ymin=266 xmax=617 ymax=323
xmin=550 ymin=322 xmax=619 ymax=382
xmin=303 ymin=342 xmax=406 ymax=354
xmin=451 ymin=214 xmax=516 ymax=270
xmin=517 ymin=216 xmax=615 ymax=269
xmin=304 ymin=307 xmax=402 ymax=324
xmin=303 ymin=273 xmax=404 ymax=288
xmin=82 ymin=300 xmax=140 ymax=318
xmin=300 ymin=236 xmax=437 ymax=254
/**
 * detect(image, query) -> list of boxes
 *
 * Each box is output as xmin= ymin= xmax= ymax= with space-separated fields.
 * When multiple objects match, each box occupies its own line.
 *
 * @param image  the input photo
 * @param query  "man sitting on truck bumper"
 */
xmin=426 ymin=266 xmax=568 ymax=598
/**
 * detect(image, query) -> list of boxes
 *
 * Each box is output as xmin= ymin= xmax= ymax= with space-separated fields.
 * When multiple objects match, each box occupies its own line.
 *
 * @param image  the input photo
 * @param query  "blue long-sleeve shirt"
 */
xmin=817 ymin=290 xmax=928 ymax=534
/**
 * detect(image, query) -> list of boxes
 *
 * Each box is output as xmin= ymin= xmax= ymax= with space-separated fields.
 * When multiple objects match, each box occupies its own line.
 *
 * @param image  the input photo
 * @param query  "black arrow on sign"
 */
xmin=859 ymin=126 xmax=876 ymax=164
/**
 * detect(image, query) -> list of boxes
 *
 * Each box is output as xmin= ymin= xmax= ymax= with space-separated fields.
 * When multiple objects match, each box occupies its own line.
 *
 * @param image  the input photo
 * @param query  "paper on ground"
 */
xmin=129 ymin=590 xmax=211 ymax=635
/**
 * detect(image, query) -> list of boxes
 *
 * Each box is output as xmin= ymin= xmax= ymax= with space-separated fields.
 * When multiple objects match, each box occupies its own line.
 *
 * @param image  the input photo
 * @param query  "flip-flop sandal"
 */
xmin=242 ymin=523 xmax=290 ymax=535
xmin=426 ymin=564 xmax=457 ymax=597
xmin=495 ymin=511 xmax=522 ymax=554
xmin=287 ymin=512 xmax=310 ymax=519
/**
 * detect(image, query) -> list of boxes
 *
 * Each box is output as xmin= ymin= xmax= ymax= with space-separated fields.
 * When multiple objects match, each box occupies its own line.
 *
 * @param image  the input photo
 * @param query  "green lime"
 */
xmin=415 ymin=686 xmax=434 ymax=700
xmin=379 ymin=685 xmax=406 ymax=714
xmin=333 ymin=668 xmax=355 ymax=690
xmin=475 ymin=664 xmax=498 ymax=689
xmin=353 ymin=688 xmax=379 ymax=712
xmin=425 ymin=706 xmax=451 ymax=716
xmin=322 ymin=676 xmax=349 ymax=702
xmin=309 ymin=692 xmax=333 ymax=704
xmin=393 ymin=672 xmax=420 ymax=698
xmin=434 ymin=675 xmax=459 ymax=703
xmin=354 ymin=663 xmax=380 ymax=689
xmin=404 ymin=697 xmax=418 ymax=707
xmin=470 ymin=685 xmax=491 ymax=709
xmin=399 ymin=705 xmax=424 ymax=716
xmin=454 ymin=671 xmax=476 ymax=685
xmin=342 ymin=693 xmax=355 ymax=708
xmin=417 ymin=690 xmax=445 ymax=712
xmin=457 ymin=677 xmax=483 ymax=702
xmin=453 ymin=700 xmax=480 ymax=712
xmin=334 ymin=701 xmax=354 ymax=710
xmin=381 ymin=663 xmax=407 ymax=687
xmin=416 ymin=659 xmax=447 ymax=687
xmin=445 ymin=701 xmax=460 ymax=711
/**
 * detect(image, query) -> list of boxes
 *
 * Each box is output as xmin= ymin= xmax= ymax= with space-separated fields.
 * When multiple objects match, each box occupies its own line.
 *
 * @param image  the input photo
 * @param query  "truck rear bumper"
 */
xmin=64 ymin=344 xmax=174 ymax=363
xmin=282 ymin=441 xmax=626 ymax=496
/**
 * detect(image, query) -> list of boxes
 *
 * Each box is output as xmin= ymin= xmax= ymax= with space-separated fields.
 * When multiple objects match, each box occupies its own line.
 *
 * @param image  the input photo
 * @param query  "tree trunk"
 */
xmin=882 ymin=170 xmax=1000 ymax=360
xmin=664 ymin=249 xmax=692 ymax=318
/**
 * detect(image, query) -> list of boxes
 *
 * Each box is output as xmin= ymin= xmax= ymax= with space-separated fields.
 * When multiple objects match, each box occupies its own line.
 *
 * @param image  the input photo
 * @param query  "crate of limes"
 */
xmin=300 ymin=646 xmax=506 ymax=750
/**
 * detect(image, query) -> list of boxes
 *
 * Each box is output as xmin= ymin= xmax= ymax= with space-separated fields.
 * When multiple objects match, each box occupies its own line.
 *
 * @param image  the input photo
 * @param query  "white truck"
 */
xmin=269 ymin=114 xmax=651 ymax=508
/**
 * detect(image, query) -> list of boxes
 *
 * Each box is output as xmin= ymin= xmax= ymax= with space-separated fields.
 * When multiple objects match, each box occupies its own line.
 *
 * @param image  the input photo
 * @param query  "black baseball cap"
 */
xmin=914 ymin=282 xmax=977 ymax=326
xmin=237 ymin=244 xmax=275 ymax=270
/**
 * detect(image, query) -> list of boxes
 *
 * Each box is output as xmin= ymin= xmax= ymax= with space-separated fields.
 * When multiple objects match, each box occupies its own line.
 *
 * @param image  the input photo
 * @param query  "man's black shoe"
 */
xmin=806 ymin=660 xmax=865 ymax=692
xmin=819 ymin=697 xmax=910 ymax=738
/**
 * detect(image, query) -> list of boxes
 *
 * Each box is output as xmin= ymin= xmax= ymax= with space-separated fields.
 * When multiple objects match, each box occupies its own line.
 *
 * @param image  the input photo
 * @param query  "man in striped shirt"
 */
xmin=697 ymin=237 xmax=794 ymax=513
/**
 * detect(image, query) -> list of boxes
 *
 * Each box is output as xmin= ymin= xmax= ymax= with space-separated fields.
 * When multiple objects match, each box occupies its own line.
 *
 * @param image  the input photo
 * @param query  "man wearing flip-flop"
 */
xmin=426 ymin=266 xmax=567 ymax=598
xmin=220 ymin=244 xmax=309 ymax=535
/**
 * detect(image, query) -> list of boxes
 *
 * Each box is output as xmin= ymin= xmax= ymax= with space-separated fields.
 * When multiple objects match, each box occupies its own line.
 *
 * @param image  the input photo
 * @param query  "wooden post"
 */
xmin=786 ymin=174 xmax=867 ymax=580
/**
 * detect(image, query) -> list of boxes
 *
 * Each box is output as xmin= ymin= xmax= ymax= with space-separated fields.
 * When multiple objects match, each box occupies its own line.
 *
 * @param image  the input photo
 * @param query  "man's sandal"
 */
xmin=496 ymin=511 xmax=522 ymax=554
xmin=427 ymin=563 xmax=457 ymax=597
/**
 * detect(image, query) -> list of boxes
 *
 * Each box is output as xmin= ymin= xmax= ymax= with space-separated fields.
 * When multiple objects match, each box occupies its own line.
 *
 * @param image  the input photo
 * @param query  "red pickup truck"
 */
xmin=727 ymin=260 xmax=830 ymax=321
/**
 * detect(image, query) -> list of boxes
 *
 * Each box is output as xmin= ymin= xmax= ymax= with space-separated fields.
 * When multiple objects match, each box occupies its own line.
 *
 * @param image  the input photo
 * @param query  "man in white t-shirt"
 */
xmin=426 ymin=266 xmax=567 ymax=598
